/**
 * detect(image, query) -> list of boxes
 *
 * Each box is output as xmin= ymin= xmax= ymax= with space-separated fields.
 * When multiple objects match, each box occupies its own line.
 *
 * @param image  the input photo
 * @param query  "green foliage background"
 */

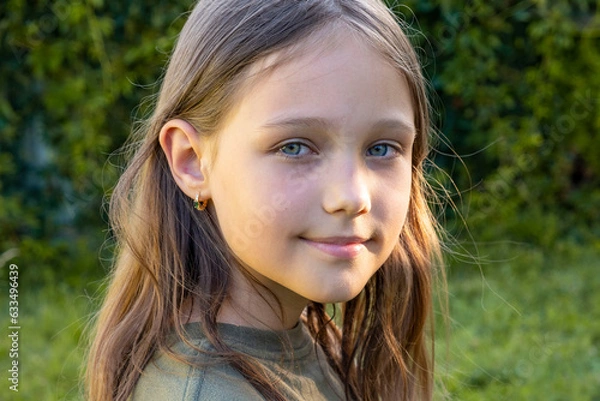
xmin=396 ymin=0 xmax=600 ymax=247
xmin=0 ymin=0 xmax=598 ymax=399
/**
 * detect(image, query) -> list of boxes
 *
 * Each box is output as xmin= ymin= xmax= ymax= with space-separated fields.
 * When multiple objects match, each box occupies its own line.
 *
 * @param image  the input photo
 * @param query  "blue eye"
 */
xmin=279 ymin=142 xmax=310 ymax=157
xmin=367 ymin=143 xmax=392 ymax=157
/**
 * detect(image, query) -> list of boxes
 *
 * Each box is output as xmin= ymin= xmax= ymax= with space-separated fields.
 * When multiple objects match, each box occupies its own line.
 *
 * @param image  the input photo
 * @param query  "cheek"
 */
xmin=379 ymin=168 xmax=412 ymax=217
xmin=210 ymin=162 xmax=307 ymax=254
xmin=377 ymin=176 xmax=412 ymax=252
xmin=386 ymin=197 xmax=410 ymax=239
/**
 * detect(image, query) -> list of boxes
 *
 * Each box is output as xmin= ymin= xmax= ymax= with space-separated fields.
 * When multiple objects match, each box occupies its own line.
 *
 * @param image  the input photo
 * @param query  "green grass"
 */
xmin=1 ymin=242 xmax=598 ymax=400
xmin=436 ymin=242 xmax=600 ymax=400
xmin=0 ymin=278 xmax=96 ymax=401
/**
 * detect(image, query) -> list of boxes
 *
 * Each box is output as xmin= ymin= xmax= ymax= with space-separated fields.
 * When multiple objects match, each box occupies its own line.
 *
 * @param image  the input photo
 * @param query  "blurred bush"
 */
xmin=0 ymin=0 xmax=191 ymax=286
xmin=1 ymin=0 xmax=599 ymax=285
xmin=395 ymin=0 xmax=600 ymax=247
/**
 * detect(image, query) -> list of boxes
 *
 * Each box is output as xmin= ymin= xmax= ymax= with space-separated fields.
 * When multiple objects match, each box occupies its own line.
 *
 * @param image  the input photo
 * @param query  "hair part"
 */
xmin=86 ymin=1 xmax=443 ymax=400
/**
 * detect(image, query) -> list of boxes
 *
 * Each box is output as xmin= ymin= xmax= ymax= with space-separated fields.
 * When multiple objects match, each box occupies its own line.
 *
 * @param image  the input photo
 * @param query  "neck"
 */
xmin=216 ymin=298 xmax=303 ymax=330
xmin=220 ymin=264 xmax=309 ymax=330
xmin=182 ymin=271 xmax=307 ymax=331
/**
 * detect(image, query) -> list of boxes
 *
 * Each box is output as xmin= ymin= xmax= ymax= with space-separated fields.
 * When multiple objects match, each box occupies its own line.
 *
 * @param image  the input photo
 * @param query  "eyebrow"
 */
xmin=259 ymin=116 xmax=416 ymax=137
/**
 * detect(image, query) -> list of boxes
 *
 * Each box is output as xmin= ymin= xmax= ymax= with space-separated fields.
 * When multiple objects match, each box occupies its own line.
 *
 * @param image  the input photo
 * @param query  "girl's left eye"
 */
xmin=278 ymin=142 xmax=311 ymax=157
xmin=366 ymin=143 xmax=397 ymax=157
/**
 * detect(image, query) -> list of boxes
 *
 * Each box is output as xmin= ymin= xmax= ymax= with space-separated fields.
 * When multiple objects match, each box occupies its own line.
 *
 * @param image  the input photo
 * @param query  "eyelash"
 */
xmin=275 ymin=141 xmax=402 ymax=159
xmin=366 ymin=143 xmax=401 ymax=157
xmin=278 ymin=142 xmax=313 ymax=158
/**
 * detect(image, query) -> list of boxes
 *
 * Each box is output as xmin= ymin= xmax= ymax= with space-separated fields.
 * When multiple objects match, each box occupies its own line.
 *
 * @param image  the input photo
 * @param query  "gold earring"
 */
xmin=193 ymin=193 xmax=207 ymax=211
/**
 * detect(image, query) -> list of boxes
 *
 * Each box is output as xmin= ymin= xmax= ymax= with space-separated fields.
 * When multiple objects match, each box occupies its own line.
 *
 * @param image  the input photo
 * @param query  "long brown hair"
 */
xmin=86 ymin=1 xmax=443 ymax=400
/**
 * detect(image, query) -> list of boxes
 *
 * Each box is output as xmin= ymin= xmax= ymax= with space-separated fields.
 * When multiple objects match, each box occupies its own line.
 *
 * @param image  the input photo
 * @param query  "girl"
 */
xmin=87 ymin=0 xmax=443 ymax=400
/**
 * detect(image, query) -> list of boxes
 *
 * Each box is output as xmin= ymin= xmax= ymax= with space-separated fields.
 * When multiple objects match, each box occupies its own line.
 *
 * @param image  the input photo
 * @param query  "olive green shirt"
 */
xmin=131 ymin=322 xmax=345 ymax=400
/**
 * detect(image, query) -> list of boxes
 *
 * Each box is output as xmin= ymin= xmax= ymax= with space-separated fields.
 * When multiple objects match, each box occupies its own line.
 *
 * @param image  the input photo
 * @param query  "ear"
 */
xmin=159 ymin=119 xmax=212 ymax=201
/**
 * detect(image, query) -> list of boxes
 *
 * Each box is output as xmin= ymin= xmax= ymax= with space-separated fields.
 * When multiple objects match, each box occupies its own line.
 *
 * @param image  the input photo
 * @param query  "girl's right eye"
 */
xmin=278 ymin=142 xmax=312 ymax=157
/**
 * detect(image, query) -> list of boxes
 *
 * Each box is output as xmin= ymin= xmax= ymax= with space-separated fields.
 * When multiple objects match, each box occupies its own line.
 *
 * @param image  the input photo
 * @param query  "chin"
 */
xmin=306 ymin=285 xmax=365 ymax=305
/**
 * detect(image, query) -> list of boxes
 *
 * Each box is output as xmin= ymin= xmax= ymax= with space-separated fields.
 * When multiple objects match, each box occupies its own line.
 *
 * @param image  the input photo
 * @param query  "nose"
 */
xmin=321 ymin=158 xmax=371 ymax=216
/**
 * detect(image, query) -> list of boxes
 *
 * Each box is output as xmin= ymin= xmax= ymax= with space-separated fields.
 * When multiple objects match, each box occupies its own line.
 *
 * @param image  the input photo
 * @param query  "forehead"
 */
xmin=237 ymin=23 xmax=403 ymax=100
xmin=225 ymin=26 xmax=412 ymax=122
xmin=215 ymin=28 xmax=415 ymax=141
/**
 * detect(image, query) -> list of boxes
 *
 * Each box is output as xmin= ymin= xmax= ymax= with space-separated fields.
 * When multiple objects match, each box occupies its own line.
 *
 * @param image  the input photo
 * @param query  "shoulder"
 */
xmin=131 ymin=338 xmax=264 ymax=401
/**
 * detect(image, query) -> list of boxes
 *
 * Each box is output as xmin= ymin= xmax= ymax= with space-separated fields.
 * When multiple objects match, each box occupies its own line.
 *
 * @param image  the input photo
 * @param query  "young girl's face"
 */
xmin=205 ymin=32 xmax=415 ymax=320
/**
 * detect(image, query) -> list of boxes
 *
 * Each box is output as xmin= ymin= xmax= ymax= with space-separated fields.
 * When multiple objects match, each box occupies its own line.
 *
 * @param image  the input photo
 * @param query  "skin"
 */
xmin=161 ymin=31 xmax=415 ymax=330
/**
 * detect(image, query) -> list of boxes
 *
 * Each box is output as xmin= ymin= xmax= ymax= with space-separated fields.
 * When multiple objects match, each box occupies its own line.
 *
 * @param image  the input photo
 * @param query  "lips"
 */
xmin=300 ymin=236 xmax=369 ymax=259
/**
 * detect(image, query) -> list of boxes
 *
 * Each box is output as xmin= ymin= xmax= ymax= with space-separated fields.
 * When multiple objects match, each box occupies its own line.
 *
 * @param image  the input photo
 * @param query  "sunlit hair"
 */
xmin=86 ymin=0 xmax=443 ymax=400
